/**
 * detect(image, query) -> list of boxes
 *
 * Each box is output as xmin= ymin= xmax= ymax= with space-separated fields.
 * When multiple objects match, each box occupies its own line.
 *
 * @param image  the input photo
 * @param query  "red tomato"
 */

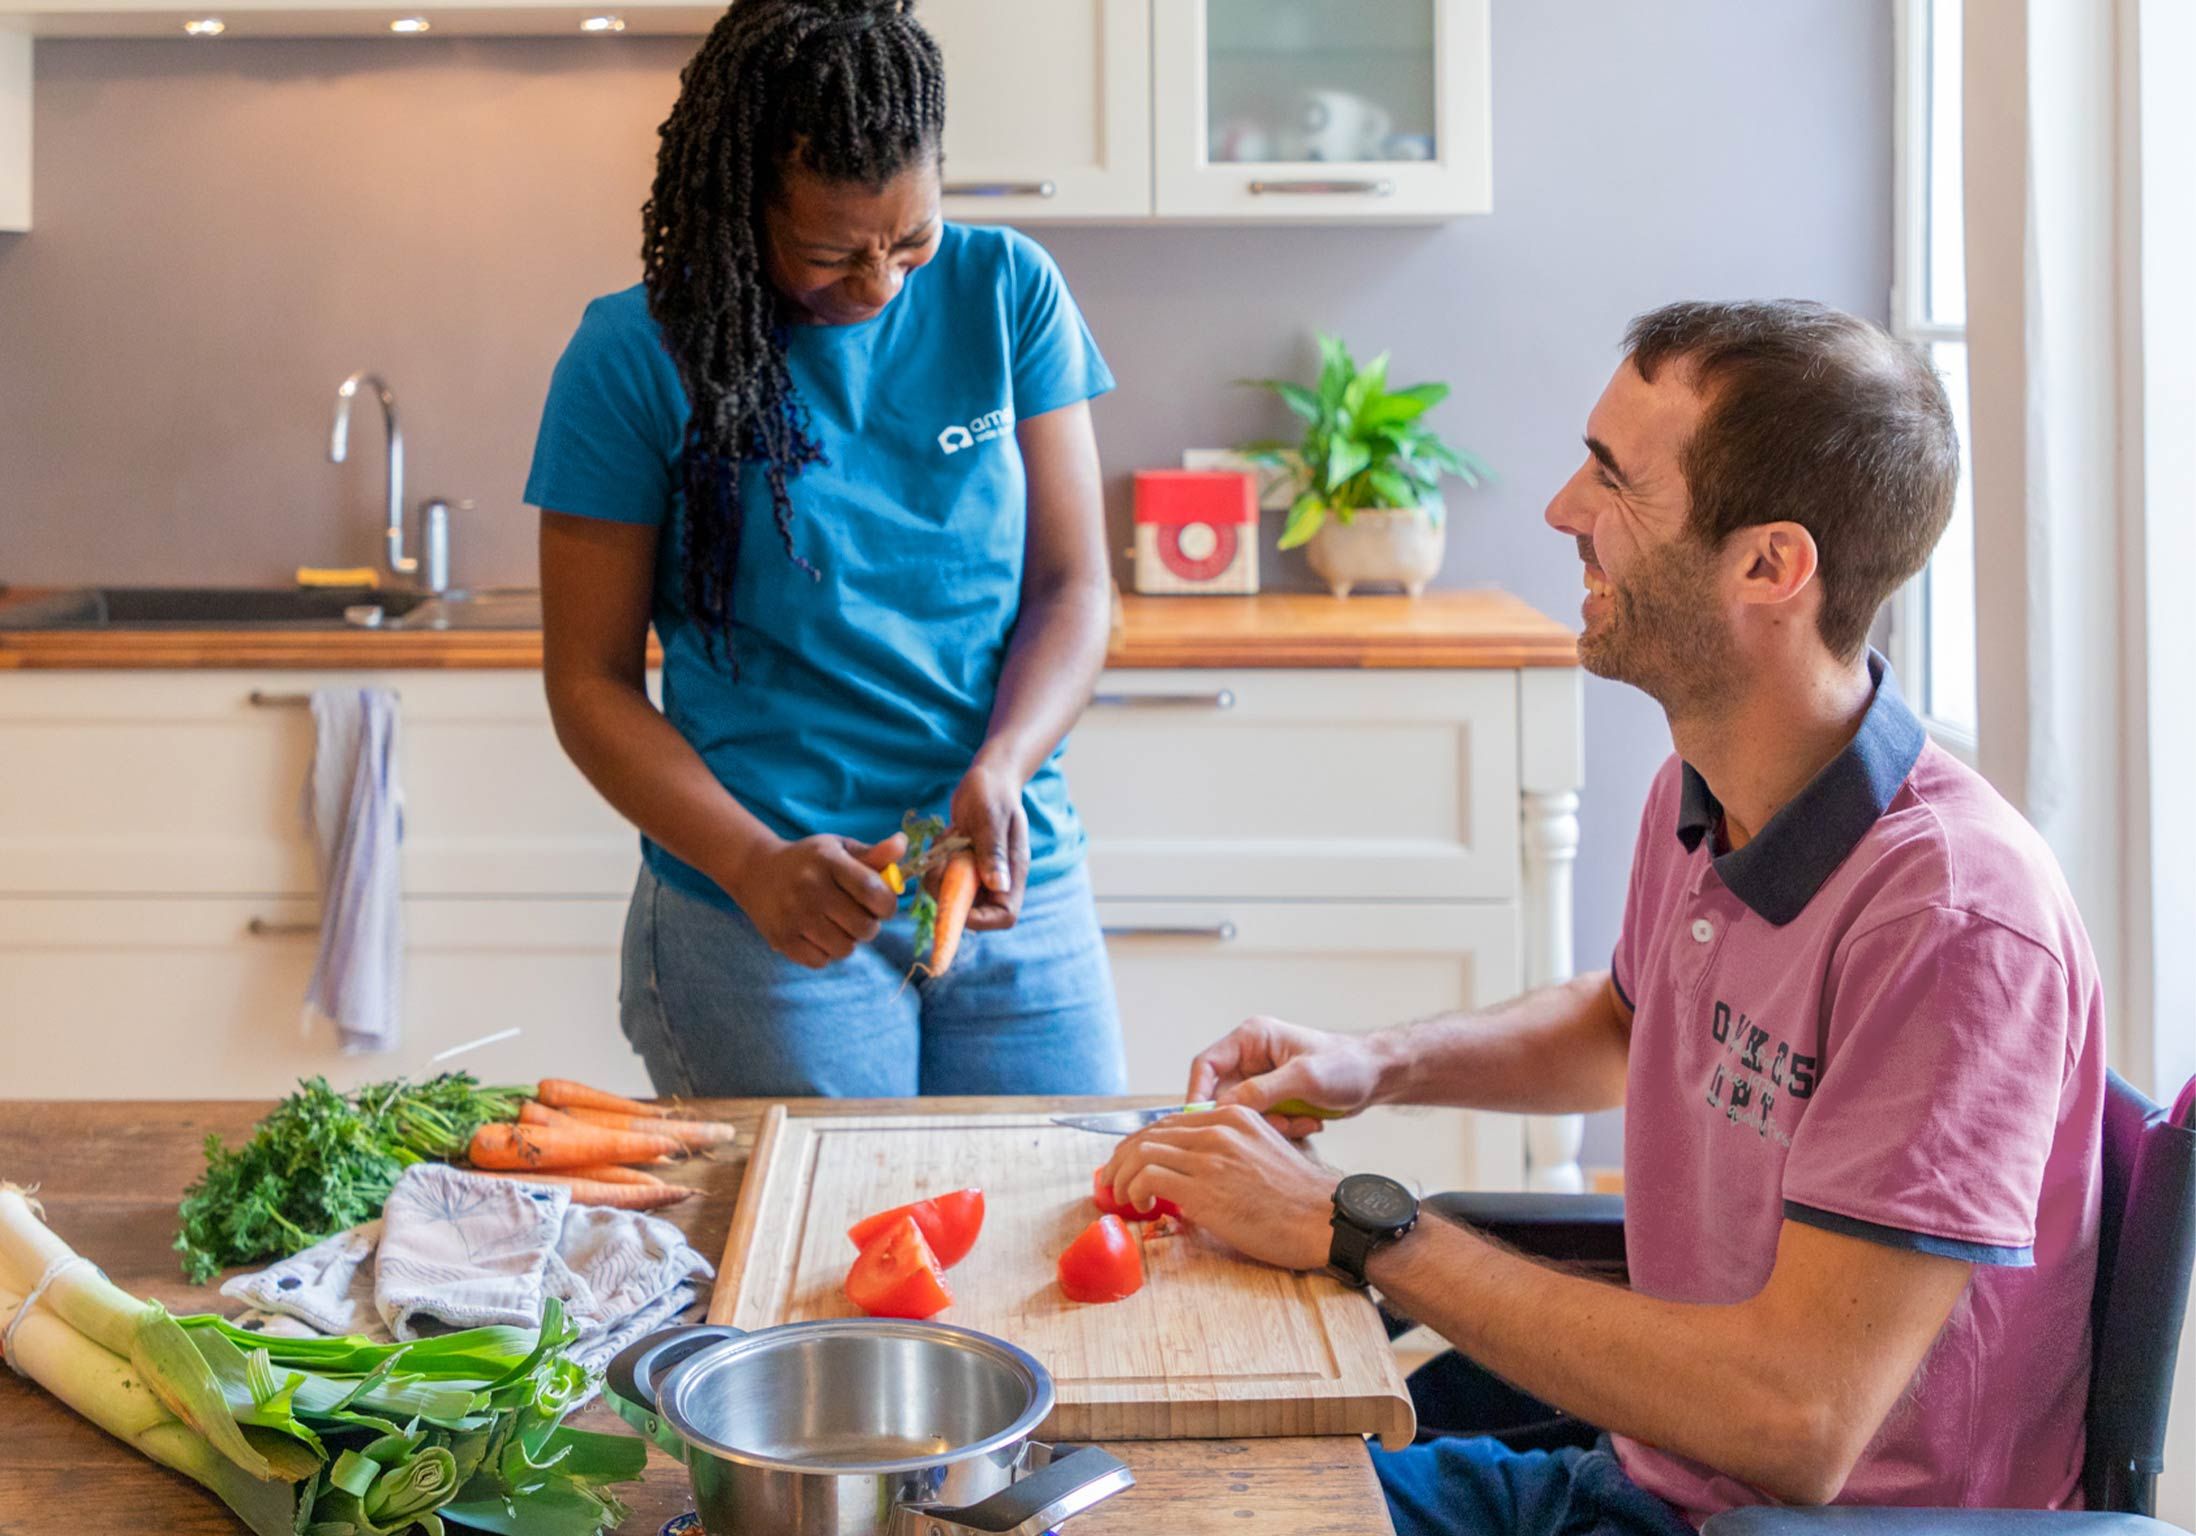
xmin=846 ymin=1188 xmax=986 ymax=1268
xmin=844 ymin=1214 xmax=953 ymax=1319
xmin=1091 ymin=1167 xmax=1180 ymax=1223
xmin=1057 ymin=1214 xmax=1145 ymax=1304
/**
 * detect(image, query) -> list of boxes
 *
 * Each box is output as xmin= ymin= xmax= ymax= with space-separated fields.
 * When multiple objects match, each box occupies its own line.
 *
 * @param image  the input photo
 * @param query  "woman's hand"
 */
xmin=729 ymin=831 xmax=906 ymax=969
xmin=948 ymin=760 xmax=1030 ymax=932
xmin=1188 ymin=1016 xmax=1387 ymax=1140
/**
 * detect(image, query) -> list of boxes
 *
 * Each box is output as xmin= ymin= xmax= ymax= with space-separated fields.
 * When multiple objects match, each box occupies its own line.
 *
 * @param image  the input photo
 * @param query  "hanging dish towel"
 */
xmin=302 ymin=685 xmax=404 ymax=1053
xmin=222 ymin=1164 xmax=714 ymax=1387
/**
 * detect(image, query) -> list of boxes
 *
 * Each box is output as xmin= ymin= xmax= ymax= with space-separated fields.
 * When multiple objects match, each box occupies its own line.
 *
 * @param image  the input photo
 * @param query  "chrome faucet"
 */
xmin=328 ymin=371 xmax=416 ymax=580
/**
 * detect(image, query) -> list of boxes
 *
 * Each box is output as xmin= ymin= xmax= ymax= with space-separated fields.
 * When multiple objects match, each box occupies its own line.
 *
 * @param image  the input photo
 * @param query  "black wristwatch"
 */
xmin=1326 ymin=1173 xmax=1419 ymax=1290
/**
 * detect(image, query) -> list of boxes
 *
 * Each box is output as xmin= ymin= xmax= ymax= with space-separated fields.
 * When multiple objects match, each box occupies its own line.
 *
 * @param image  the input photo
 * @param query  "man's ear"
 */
xmin=1730 ymin=521 xmax=1819 ymax=608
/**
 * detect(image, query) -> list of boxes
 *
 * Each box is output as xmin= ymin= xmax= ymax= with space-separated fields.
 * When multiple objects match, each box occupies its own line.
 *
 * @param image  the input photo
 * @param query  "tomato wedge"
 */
xmin=846 ymin=1188 xmax=986 ymax=1268
xmin=844 ymin=1214 xmax=953 ymax=1319
xmin=1092 ymin=1168 xmax=1180 ymax=1223
xmin=1057 ymin=1214 xmax=1144 ymax=1304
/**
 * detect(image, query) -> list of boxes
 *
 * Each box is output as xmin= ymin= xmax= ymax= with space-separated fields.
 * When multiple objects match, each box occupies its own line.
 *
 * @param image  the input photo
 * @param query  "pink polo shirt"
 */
xmin=1610 ymin=657 xmax=2105 ymax=1522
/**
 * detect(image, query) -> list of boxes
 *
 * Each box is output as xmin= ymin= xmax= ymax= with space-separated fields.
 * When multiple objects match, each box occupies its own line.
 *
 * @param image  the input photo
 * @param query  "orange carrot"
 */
xmin=536 ymin=1078 xmax=673 ymax=1118
xmin=473 ymin=1170 xmax=693 ymax=1210
xmin=928 ymin=850 xmax=979 ymax=975
xmin=519 ymin=1100 xmax=584 ymax=1130
xmin=553 ymin=1104 xmax=738 ymax=1148
xmin=467 ymin=1121 xmax=682 ymax=1172
xmin=558 ymin=1163 xmax=667 ymax=1187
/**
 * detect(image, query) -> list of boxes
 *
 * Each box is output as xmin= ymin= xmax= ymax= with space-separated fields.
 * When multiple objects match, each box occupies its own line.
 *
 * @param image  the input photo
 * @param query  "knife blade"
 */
xmin=1050 ymin=1099 xmax=1341 ymax=1136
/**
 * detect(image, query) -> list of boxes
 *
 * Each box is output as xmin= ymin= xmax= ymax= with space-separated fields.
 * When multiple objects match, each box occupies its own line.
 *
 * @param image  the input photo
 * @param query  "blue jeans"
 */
xmin=1376 ymin=1437 xmax=1696 ymax=1536
xmin=618 ymin=861 xmax=1127 ymax=1098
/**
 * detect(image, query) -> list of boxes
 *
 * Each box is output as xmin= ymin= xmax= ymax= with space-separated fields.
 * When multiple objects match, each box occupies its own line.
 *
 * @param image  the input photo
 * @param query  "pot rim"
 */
xmin=657 ymin=1318 xmax=1055 ymax=1476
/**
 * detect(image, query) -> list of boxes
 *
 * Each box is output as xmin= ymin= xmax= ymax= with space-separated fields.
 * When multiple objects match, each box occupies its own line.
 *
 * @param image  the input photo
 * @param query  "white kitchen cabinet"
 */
xmin=1152 ymin=0 xmax=1491 ymax=221
xmin=1072 ymin=669 xmax=1517 ymax=900
xmin=1098 ymin=898 xmax=1525 ymax=1197
xmin=1080 ymin=660 xmax=1583 ymax=1195
xmin=0 ymin=895 xmax=643 ymax=1098
xmin=0 ymin=650 xmax=1580 ymax=1198
xmin=0 ymin=671 xmax=639 ymax=897
xmin=928 ymin=0 xmax=1150 ymax=224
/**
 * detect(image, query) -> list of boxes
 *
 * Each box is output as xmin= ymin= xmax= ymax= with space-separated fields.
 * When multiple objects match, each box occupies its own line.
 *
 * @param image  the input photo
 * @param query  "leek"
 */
xmin=2 ymin=1184 xmax=646 ymax=1536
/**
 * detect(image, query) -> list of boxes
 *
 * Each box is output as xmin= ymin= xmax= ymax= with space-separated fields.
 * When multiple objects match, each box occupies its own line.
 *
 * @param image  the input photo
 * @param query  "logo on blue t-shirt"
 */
xmin=937 ymin=405 xmax=1015 ymax=454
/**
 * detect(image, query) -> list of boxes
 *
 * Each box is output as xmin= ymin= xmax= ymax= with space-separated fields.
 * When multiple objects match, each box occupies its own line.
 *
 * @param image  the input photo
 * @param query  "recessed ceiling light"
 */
xmin=388 ymin=15 xmax=430 ymax=32
xmin=580 ymin=13 xmax=625 ymax=30
xmin=182 ymin=16 xmax=225 ymax=34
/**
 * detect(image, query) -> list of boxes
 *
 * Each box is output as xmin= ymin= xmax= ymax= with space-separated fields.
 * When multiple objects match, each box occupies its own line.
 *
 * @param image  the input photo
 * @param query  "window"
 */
xmin=1891 ymin=0 xmax=1976 ymax=751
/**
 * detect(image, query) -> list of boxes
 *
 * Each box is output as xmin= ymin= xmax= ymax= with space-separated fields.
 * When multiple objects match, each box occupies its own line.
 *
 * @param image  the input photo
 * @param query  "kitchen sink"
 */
xmin=0 ymin=585 xmax=541 ymax=630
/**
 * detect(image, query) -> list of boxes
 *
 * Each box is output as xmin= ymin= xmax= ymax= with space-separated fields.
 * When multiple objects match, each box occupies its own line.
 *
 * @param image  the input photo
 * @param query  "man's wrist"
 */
xmin=1364 ymin=1028 xmax=1418 ymax=1107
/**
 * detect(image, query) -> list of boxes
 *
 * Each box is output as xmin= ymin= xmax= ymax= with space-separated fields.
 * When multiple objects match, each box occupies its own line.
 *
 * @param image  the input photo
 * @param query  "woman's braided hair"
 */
xmin=642 ymin=0 xmax=945 ymax=651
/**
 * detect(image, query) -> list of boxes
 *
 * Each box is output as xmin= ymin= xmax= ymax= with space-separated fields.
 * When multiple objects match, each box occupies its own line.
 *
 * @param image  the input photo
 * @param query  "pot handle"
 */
xmin=894 ymin=1444 xmax=1134 ymax=1536
xmin=602 ymin=1324 xmax=745 ymax=1463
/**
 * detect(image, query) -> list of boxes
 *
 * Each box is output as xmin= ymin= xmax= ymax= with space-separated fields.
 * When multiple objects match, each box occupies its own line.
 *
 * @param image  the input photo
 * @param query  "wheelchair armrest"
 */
xmin=1703 ymin=1509 xmax=2187 ymax=1536
xmin=1424 ymin=1191 xmax=1628 ymax=1277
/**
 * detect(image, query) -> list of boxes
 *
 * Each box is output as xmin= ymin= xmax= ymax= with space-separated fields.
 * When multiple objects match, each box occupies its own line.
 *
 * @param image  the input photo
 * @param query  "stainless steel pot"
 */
xmin=606 ymin=1320 xmax=1133 ymax=1536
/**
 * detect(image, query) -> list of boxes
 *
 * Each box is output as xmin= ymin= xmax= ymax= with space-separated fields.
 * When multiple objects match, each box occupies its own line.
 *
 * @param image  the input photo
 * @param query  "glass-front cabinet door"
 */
xmin=1152 ymin=0 xmax=1490 ymax=220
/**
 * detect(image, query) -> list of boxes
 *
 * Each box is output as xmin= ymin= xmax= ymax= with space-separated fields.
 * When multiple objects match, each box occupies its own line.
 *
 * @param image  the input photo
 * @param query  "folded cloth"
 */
xmin=222 ymin=1164 xmax=714 ymax=1386
xmin=302 ymin=685 xmax=406 ymax=1054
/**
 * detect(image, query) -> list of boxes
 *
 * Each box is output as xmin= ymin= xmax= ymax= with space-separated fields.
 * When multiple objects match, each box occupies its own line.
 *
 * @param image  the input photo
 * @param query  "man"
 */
xmin=1102 ymin=301 xmax=2106 ymax=1536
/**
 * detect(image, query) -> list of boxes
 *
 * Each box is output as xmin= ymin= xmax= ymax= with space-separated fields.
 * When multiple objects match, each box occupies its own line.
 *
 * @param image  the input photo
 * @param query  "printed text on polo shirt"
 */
xmin=1705 ymin=998 xmax=1817 ymax=1148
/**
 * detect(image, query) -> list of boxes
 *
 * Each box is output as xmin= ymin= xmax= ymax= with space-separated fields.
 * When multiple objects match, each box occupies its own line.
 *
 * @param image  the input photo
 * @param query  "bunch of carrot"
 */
xmin=462 ymin=1078 xmax=737 ymax=1212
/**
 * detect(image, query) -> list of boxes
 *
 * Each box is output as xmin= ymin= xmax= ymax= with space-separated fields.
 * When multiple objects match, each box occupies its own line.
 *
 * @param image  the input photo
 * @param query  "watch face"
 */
xmin=1337 ymin=1173 xmax=1416 ymax=1229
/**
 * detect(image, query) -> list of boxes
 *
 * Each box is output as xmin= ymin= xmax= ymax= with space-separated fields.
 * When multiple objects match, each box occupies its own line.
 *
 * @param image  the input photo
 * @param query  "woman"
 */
xmin=526 ymin=0 xmax=1124 ymax=1100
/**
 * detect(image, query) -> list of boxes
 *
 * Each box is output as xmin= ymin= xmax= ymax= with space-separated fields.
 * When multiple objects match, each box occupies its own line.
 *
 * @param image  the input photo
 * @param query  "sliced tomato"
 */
xmin=844 ymin=1214 xmax=953 ymax=1319
xmin=846 ymin=1188 xmax=986 ymax=1268
xmin=1058 ymin=1214 xmax=1145 ymax=1304
xmin=1091 ymin=1167 xmax=1180 ymax=1224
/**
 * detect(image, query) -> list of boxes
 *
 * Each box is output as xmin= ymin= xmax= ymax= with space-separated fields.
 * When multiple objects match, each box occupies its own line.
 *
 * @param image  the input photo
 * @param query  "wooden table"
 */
xmin=0 ymin=1098 xmax=1396 ymax=1536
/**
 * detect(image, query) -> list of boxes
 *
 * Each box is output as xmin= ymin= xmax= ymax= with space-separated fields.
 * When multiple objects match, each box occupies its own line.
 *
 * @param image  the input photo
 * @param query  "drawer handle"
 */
xmin=248 ymin=690 xmax=313 ymax=708
xmin=247 ymin=917 xmax=319 ymax=937
xmin=1089 ymin=689 xmax=1236 ymax=711
xmin=944 ymin=179 xmax=1058 ymax=198
xmin=1101 ymin=921 xmax=1238 ymax=942
xmin=1246 ymin=177 xmax=1396 ymax=196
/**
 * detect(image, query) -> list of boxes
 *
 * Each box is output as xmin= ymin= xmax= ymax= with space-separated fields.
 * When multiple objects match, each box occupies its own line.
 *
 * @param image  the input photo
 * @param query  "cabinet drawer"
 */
xmin=1073 ymin=669 xmax=1519 ymax=900
xmin=1099 ymin=898 xmax=1524 ymax=1193
xmin=0 ymin=896 xmax=645 ymax=1099
xmin=0 ymin=671 xmax=640 ymax=897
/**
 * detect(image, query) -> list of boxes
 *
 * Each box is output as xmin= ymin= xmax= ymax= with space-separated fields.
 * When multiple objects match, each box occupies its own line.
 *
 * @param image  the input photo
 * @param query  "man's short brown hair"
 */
xmin=1624 ymin=300 xmax=1961 ymax=661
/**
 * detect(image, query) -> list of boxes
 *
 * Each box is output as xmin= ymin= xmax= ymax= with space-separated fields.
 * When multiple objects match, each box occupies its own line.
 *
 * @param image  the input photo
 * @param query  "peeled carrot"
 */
xmin=467 ymin=1121 xmax=682 ymax=1172
xmin=474 ymin=1170 xmax=693 ymax=1210
xmin=554 ymin=1104 xmax=738 ymax=1148
xmin=928 ymin=850 xmax=979 ymax=975
xmin=537 ymin=1078 xmax=673 ymax=1118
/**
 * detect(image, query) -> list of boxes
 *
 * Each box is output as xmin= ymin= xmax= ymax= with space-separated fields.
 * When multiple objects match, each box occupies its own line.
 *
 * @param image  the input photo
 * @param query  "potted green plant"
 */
xmin=1238 ymin=334 xmax=1489 ymax=598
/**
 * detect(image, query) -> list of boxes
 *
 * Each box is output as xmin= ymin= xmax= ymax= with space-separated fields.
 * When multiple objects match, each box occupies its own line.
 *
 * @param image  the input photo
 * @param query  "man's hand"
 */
xmin=948 ymin=760 xmax=1030 ymax=932
xmin=729 ymin=831 xmax=905 ymax=968
xmin=1100 ymin=1105 xmax=1339 ymax=1271
xmin=1189 ymin=1017 xmax=1387 ymax=1139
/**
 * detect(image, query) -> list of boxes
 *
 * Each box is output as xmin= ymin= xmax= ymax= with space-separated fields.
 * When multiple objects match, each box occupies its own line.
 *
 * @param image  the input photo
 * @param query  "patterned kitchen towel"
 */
xmin=221 ymin=1163 xmax=714 ymax=1383
xmin=302 ymin=685 xmax=405 ymax=1054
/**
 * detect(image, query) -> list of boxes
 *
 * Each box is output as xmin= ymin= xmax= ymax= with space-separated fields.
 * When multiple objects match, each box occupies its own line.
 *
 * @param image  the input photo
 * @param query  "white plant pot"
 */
xmin=1304 ymin=505 xmax=1445 ymax=599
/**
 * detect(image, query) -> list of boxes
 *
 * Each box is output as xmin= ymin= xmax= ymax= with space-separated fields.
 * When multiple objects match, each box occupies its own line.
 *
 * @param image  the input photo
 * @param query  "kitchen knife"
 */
xmin=1051 ymin=1099 xmax=1341 ymax=1136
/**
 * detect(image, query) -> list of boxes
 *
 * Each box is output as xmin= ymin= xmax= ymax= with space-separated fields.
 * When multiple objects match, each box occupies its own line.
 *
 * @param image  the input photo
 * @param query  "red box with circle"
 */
xmin=1132 ymin=470 xmax=1260 ymax=595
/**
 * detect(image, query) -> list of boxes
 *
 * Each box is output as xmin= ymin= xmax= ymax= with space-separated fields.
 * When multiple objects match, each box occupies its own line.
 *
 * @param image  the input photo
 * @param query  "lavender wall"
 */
xmin=0 ymin=4 xmax=1893 ymax=1157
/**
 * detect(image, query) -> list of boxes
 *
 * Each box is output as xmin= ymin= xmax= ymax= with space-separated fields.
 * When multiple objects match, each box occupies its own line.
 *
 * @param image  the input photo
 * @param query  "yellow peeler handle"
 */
xmin=1271 ymin=1097 xmax=1344 ymax=1120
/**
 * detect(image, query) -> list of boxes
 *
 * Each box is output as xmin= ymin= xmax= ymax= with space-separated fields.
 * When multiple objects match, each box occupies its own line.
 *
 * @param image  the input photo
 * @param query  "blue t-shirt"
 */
xmin=524 ymin=223 xmax=1114 ymax=909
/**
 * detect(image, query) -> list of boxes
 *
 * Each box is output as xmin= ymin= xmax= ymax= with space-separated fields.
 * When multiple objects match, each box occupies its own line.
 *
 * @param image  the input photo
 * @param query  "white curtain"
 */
xmin=1965 ymin=3 xmax=2196 ymax=1520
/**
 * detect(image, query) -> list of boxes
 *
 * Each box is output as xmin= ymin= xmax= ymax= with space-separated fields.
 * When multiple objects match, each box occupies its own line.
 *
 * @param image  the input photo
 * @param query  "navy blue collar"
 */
xmin=1675 ymin=651 xmax=1926 ymax=926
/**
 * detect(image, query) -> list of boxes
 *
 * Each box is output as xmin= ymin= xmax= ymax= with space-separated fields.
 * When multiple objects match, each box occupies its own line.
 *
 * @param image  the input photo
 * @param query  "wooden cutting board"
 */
xmin=711 ymin=1107 xmax=1416 ymax=1449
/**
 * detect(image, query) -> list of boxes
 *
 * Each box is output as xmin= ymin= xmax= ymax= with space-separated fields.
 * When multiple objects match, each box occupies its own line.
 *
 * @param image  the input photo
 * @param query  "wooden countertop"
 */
xmin=0 ymin=589 xmax=1576 ymax=671
xmin=0 ymin=1096 xmax=1396 ymax=1536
